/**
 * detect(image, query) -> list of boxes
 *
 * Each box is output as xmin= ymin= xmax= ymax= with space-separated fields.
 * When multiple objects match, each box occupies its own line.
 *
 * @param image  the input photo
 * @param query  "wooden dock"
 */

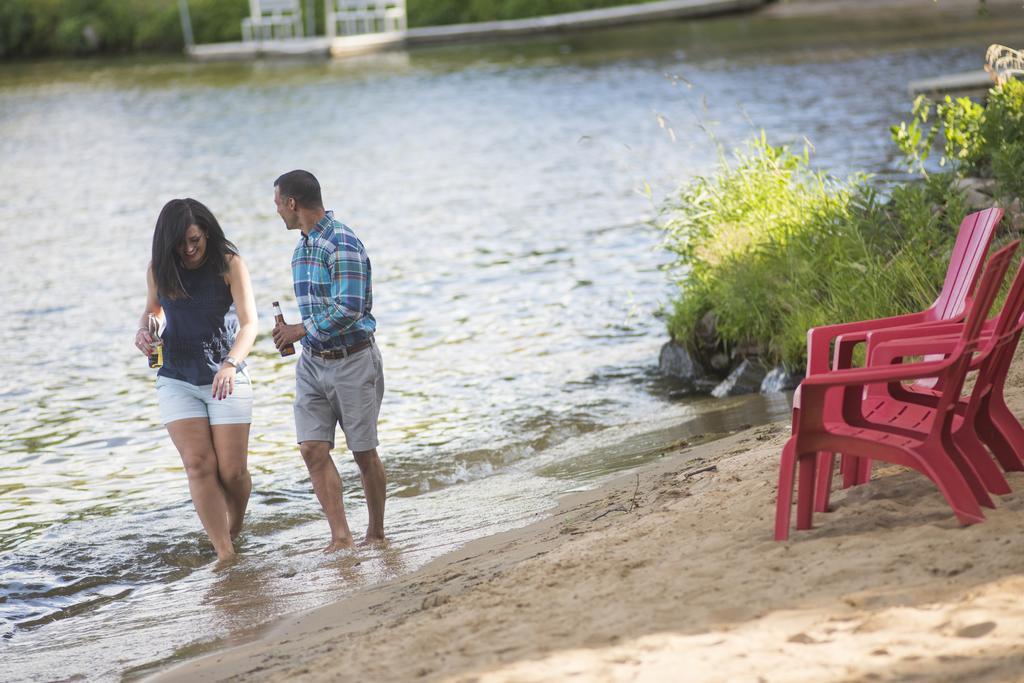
xmin=907 ymin=70 xmax=996 ymax=99
xmin=187 ymin=0 xmax=768 ymax=61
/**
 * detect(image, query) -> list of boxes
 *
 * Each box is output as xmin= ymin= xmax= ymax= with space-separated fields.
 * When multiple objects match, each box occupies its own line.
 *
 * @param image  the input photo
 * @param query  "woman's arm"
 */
xmin=211 ymin=254 xmax=257 ymax=400
xmin=134 ymin=263 xmax=163 ymax=356
xmin=225 ymin=253 xmax=258 ymax=364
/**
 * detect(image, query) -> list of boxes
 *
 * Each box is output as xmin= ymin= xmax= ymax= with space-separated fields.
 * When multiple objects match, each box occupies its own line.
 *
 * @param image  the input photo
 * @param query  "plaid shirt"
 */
xmin=291 ymin=211 xmax=376 ymax=351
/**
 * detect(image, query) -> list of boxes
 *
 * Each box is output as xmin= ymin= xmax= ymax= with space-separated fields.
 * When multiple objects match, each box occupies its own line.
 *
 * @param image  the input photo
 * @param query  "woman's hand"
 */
xmin=212 ymin=365 xmax=237 ymax=400
xmin=134 ymin=328 xmax=155 ymax=356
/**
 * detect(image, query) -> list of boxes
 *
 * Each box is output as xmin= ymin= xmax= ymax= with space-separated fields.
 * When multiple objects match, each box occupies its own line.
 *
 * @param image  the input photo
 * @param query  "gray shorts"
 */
xmin=294 ymin=342 xmax=385 ymax=451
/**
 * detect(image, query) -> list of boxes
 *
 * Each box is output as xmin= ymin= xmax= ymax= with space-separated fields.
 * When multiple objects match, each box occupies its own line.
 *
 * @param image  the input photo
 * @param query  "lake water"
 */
xmin=2 ymin=4 xmax=1022 ymax=680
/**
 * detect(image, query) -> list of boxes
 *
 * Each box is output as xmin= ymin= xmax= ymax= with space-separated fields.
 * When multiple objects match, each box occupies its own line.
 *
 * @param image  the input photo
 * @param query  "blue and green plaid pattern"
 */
xmin=291 ymin=211 xmax=375 ymax=351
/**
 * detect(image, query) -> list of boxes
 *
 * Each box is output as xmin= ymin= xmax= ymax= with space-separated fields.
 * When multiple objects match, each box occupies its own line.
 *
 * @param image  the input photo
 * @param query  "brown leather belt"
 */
xmin=308 ymin=338 xmax=373 ymax=360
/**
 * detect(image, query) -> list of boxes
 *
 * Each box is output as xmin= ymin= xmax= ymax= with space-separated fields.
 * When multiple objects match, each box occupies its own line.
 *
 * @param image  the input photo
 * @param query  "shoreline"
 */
xmin=152 ymin=361 xmax=1024 ymax=682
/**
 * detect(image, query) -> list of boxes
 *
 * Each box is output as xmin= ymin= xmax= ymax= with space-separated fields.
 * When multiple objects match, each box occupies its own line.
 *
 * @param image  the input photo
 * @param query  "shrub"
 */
xmin=891 ymin=79 xmax=1024 ymax=200
xmin=661 ymin=135 xmax=965 ymax=368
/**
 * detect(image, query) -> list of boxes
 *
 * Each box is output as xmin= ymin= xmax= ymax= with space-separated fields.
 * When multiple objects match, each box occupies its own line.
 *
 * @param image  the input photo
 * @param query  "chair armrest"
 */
xmin=867 ymin=320 xmax=996 ymax=369
xmin=801 ymin=355 xmax=956 ymax=388
xmin=868 ymin=335 xmax=961 ymax=367
xmin=807 ymin=312 xmax=928 ymax=375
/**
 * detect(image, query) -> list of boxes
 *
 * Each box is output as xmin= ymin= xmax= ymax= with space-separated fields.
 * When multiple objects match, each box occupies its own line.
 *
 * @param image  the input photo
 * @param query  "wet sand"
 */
xmin=153 ymin=352 xmax=1024 ymax=682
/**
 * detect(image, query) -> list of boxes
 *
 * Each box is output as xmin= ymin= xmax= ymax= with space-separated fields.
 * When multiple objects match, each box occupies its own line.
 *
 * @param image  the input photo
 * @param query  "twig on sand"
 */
xmin=627 ymin=473 xmax=641 ymax=512
xmin=681 ymin=464 xmax=717 ymax=479
xmin=592 ymin=474 xmax=642 ymax=521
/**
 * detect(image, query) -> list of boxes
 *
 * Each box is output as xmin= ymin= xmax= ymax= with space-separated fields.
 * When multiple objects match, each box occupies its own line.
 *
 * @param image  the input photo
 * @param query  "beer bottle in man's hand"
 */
xmin=273 ymin=301 xmax=296 ymax=356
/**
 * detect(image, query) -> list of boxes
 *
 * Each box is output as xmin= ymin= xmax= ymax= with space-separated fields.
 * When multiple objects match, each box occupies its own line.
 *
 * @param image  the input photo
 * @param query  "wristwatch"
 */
xmin=223 ymin=356 xmax=240 ymax=369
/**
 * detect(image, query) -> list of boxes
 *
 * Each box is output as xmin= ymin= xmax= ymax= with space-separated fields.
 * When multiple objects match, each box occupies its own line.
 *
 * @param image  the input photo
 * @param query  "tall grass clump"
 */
xmin=661 ymin=134 xmax=964 ymax=369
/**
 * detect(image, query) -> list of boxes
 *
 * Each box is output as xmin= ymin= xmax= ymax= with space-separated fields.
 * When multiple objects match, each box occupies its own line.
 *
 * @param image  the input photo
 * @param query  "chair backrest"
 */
xmin=927 ymin=240 xmax=1019 ymax=437
xmin=930 ymin=207 xmax=1004 ymax=321
xmin=969 ymin=249 xmax=1024 ymax=397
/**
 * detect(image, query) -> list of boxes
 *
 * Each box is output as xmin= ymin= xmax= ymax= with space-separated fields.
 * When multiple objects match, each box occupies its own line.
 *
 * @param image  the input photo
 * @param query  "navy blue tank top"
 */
xmin=158 ymin=257 xmax=238 ymax=386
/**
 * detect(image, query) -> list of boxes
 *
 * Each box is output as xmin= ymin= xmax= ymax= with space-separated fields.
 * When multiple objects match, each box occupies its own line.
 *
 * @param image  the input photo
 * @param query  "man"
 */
xmin=271 ymin=170 xmax=387 ymax=551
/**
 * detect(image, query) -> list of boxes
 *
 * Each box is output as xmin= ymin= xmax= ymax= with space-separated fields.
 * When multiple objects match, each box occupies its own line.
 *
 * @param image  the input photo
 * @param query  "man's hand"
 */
xmin=273 ymin=322 xmax=305 ymax=350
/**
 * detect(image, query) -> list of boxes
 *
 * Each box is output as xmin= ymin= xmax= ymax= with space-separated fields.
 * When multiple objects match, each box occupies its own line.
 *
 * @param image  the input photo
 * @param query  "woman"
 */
xmin=134 ymin=198 xmax=258 ymax=562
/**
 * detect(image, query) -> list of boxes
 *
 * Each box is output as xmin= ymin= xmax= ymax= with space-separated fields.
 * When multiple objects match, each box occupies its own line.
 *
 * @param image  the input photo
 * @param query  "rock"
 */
xmin=963 ymin=188 xmax=994 ymax=211
xmin=658 ymin=341 xmax=705 ymax=384
xmin=695 ymin=311 xmax=718 ymax=351
xmin=760 ymin=366 xmax=803 ymax=393
xmin=711 ymin=358 xmax=769 ymax=398
xmin=708 ymin=351 xmax=731 ymax=373
xmin=955 ymin=177 xmax=997 ymax=196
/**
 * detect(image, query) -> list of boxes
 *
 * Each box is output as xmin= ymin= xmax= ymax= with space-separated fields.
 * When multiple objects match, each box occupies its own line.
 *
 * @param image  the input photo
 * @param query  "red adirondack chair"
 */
xmin=775 ymin=241 xmax=1018 ymax=541
xmin=841 ymin=253 xmax=1024 ymax=495
xmin=808 ymin=207 xmax=1004 ymax=510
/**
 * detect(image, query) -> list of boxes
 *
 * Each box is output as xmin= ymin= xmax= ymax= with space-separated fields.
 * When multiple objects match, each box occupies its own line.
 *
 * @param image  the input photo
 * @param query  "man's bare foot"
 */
xmin=358 ymin=534 xmax=387 ymax=548
xmin=323 ymin=536 xmax=356 ymax=553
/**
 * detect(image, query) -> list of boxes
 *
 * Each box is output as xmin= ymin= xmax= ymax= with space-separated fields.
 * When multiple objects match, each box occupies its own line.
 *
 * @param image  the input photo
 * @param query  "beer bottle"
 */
xmin=147 ymin=314 xmax=163 ymax=369
xmin=273 ymin=301 xmax=296 ymax=356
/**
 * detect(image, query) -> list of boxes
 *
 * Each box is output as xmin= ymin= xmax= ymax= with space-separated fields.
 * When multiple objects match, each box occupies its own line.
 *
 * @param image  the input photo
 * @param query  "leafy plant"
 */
xmin=891 ymin=79 xmax=1024 ymax=200
xmin=661 ymin=134 xmax=965 ymax=368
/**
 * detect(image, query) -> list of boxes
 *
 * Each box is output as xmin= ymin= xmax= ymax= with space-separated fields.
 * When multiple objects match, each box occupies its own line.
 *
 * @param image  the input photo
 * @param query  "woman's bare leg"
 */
xmin=167 ymin=418 xmax=234 ymax=561
xmin=211 ymin=423 xmax=252 ymax=539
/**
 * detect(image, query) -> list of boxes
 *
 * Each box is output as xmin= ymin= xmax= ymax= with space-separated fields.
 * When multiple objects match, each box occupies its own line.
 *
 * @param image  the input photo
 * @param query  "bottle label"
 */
xmin=149 ymin=342 xmax=164 ymax=369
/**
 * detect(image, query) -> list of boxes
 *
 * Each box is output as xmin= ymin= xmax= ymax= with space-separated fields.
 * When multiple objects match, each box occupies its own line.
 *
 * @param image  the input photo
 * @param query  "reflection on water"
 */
xmin=1 ymin=5 xmax=1022 ymax=681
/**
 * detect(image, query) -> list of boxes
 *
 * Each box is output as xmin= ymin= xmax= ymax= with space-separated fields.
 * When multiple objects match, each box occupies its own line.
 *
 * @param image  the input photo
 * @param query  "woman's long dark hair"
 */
xmin=152 ymin=198 xmax=238 ymax=300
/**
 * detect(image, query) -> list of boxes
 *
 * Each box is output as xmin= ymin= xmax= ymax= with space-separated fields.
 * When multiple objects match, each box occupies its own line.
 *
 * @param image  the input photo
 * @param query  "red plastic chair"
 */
xmin=808 ymin=208 xmax=1004 ymax=509
xmin=775 ymin=241 xmax=1018 ymax=541
xmin=845 ymin=254 xmax=1024 ymax=490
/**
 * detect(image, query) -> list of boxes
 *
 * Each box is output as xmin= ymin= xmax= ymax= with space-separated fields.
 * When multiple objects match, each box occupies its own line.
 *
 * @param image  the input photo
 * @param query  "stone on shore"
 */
xmin=760 ymin=365 xmax=803 ymax=393
xmin=658 ymin=341 xmax=706 ymax=390
xmin=711 ymin=357 xmax=769 ymax=398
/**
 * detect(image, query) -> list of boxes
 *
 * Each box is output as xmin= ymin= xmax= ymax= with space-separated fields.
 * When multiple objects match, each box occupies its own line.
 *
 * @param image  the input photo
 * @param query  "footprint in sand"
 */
xmin=956 ymin=621 xmax=997 ymax=638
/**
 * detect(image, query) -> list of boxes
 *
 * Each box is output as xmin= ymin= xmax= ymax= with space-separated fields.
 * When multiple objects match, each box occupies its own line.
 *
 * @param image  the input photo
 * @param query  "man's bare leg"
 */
xmin=353 ymin=448 xmax=386 ymax=545
xmin=211 ymin=423 xmax=252 ymax=539
xmin=300 ymin=440 xmax=355 ymax=552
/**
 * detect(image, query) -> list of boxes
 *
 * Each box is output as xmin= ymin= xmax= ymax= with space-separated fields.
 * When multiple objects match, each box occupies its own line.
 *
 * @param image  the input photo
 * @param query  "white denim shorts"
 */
xmin=155 ymin=371 xmax=253 ymax=426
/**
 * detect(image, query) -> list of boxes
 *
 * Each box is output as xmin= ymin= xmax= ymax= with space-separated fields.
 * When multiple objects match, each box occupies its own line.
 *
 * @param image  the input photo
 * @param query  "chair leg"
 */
xmin=931 ymin=436 xmax=996 ymax=509
xmin=953 ymin=428 xmax=1011 ymax=496
xmin=775 ymin=439 xmax=798 ymax=541
xmin=796 ymin=451 xmax=818 ymax=531
xmin=855 ymin=455 xmax=872 ymax=486
xmin=987 ymin=398 xmax=1024 ymax=470
xmin=979 ymin=409 xmax=1024 ymax=471
xmin=916 ymin=448 xmax=987 ymax=526
xmin=813 ymin=451 xmax=835 ymax=513
xmin=842 ymin=454 xmax=862 ymax=488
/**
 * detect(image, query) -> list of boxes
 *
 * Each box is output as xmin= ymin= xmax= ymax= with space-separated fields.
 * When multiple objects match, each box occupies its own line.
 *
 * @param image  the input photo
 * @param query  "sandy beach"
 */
xmin=152 ymin=346 xmax=1024 ymax=683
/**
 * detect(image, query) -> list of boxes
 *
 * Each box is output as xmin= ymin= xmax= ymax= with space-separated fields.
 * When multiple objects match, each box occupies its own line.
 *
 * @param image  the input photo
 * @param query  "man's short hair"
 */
xmin=275 ymin=170 xmax=324 ymax=210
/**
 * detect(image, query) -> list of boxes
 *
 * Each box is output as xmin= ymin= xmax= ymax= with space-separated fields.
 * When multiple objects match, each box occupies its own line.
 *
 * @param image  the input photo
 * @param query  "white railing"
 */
xmin=241 ymin=0 xmax=304 ymax=42
xmin=325 ymin=0 xmax=407 ymax=38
